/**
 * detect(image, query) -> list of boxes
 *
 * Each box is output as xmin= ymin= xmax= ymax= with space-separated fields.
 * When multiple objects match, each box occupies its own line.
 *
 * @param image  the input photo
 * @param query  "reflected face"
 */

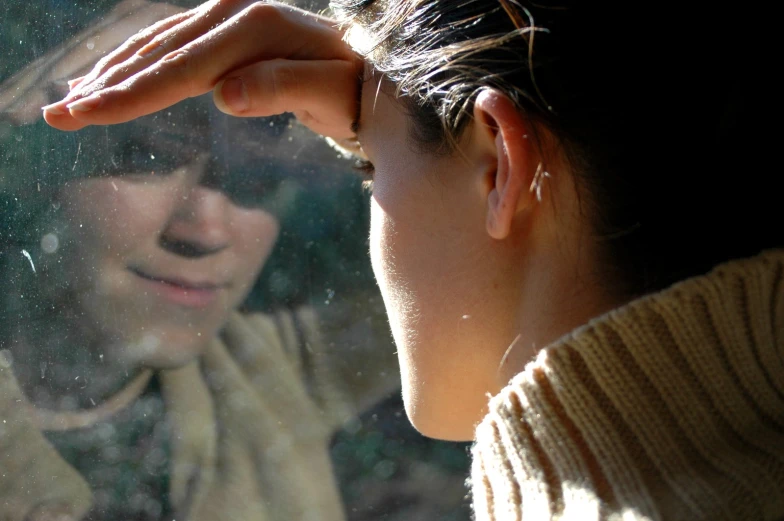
xmin=47 ymin=160 xmax=279 ymax=369
xmin=358 ymin=81 xmax=521 ymax=440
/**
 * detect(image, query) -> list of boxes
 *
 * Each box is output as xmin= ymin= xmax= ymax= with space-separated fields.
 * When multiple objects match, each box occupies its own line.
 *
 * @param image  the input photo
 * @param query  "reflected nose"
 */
xmin=160 ymin=184 xmax=231 ymax=258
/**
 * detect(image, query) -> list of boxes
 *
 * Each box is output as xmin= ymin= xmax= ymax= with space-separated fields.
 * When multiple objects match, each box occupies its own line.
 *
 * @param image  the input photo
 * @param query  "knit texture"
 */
xmin=471 ymin=250 xmax=784 ymax=521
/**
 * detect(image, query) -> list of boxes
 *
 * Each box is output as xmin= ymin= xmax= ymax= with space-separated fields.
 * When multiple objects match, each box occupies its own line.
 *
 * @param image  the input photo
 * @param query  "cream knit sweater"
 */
xmin=472 ymin=250 xmax=784 ymax=521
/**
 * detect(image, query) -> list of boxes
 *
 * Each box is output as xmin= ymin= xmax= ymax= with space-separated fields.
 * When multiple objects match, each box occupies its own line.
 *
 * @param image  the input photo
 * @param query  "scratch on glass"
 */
xmin=72 ymin=141 xmax=82 ymax=171
xmin=21 ymin=249 xmax=36 ymax=273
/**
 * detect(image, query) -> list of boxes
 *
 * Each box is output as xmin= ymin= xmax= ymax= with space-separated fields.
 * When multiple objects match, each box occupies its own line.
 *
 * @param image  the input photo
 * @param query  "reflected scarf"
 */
xmin=0 ymin=312 xmax=346 ymax=521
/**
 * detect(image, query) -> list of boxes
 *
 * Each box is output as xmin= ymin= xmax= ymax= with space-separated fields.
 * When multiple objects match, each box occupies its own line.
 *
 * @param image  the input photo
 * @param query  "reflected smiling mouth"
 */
xmin=129 ymin=267 xmax=224 ymax=290
xmin=128 ymin=267 xmax=226 ymax=308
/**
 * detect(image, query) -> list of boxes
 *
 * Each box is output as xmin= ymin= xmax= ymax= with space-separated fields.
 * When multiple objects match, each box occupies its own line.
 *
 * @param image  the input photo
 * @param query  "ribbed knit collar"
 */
xmin=471 ymin=250 xmax=784 ymax=521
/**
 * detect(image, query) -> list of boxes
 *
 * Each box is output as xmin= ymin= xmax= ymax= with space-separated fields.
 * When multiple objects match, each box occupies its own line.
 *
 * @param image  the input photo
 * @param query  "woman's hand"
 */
xmin=42 ymin=0 xmax=361 ymax=141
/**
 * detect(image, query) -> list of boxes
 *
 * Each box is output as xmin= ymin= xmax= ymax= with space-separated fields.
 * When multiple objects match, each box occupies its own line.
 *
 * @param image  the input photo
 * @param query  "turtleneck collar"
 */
xmin=472 ymin=250 xmax=784 ymax=521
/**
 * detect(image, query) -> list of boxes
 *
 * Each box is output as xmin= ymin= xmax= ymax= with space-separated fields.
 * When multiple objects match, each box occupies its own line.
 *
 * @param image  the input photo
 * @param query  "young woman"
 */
xmin=0 ymin=2 xmax=397 ymax=519
xmin=41 ymin=0 xmax=783 ymax=519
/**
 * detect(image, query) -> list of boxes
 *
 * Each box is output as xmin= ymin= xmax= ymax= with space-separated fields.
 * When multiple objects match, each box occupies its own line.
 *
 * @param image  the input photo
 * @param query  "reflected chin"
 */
xmin=116 ymin=327 xmax=213 ymax=370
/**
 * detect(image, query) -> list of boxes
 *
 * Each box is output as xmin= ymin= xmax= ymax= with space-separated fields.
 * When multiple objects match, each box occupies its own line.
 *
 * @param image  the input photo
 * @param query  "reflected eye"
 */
xmin=216 ymin=166 xmax=288 ymax=210
xmin=107 ymin=139 xmax=186 ymax=177
xmin=353 ymin=158 xmax=375 ymax=189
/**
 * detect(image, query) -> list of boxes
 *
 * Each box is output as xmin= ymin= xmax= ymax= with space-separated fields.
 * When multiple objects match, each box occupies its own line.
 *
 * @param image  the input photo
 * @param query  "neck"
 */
xmin=499 ymin=251 xmax=625 ymax=387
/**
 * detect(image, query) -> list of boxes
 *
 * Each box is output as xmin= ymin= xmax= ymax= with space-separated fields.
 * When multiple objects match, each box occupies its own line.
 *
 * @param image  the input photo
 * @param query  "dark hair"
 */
xmin=333 ymin=0 xmax=781 ymax=297
xmin=0 ymin=88 xmax=313 ymax=242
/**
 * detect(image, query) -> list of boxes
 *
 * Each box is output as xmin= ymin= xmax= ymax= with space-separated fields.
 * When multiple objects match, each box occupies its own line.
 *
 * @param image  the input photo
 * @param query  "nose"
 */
xmin=160 ymin=184 xmax=231 ymax=258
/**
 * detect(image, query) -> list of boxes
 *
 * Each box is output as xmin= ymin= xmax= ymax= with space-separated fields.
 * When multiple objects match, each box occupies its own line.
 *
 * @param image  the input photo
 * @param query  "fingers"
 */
xmin=67 ymin=77 xmax=85 ymax=89
xmin=42 ymin=9 xmax=196 ymax=131
xmin=67 ymin=8 xmax=208 ymax=99
xmin=214 ymin=58 xmax=361 ymax=140
xmin=42 ymin=2 xmax=353 ymax=131
xmin=65 ymin=0 xmax=350 ymax=102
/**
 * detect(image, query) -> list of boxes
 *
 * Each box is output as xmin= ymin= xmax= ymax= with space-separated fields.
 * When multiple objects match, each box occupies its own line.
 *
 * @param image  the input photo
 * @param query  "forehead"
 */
xmin=356 ymin=67 xmax=408 ymax=150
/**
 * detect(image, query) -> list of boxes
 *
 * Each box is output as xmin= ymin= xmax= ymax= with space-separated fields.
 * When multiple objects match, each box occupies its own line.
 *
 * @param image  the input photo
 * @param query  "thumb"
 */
xmin=213 ymin=58 xmax=361 ymax=141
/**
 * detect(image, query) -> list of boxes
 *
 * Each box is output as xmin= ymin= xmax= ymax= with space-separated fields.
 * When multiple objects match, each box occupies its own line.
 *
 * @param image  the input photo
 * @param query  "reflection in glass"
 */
xmin=0 ymin=1 xmax=470 ymax=520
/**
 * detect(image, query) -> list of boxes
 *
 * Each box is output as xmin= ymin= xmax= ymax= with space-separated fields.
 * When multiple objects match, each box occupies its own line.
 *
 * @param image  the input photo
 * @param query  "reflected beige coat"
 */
xmin=0 ymin=308 xmax=398 ymax=521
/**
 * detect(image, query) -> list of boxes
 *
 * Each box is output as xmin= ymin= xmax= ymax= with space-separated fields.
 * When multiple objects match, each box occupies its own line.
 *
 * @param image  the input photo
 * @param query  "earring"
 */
xmin=530 ymin=163 xmax=551 ymax=203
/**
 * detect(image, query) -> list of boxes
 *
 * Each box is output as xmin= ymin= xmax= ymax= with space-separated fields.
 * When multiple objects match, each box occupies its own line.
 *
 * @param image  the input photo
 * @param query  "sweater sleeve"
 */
xmin=471 ymin=250 xmax=784 ymax=521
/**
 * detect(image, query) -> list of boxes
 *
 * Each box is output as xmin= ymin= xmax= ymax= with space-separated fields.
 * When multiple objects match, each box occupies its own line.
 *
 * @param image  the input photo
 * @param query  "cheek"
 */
xmin=369 ymin=179 xmax=461 ymax=337
xmin=369 ymin=197 xmax=404 ymax=320
xmin=230 ymin=208 xmax=280 ymax=291
xmin=369 ymin=195 xmax=425 ymax=355
xmin=58 ymin=179 xmax=173 ymax=257
xmin=368 ymin=198 xmax=389 ymax=297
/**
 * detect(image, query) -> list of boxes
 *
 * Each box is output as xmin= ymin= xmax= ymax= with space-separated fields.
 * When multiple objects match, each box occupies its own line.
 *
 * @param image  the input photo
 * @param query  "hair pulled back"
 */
xmin=334 ymin=0 xmax=780 ymax=297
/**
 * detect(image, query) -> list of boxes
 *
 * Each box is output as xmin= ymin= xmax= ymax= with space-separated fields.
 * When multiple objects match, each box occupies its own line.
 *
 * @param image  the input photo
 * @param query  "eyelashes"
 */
xmin=353 ymin=158 xmax=375 ymax=179
xmin=353 ymin=158 xmax=375 ymax=189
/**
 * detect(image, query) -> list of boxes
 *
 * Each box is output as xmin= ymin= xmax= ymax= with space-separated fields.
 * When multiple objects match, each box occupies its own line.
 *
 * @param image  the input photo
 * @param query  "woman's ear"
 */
xmin=472 ymin=89 xmax=538 ymax=240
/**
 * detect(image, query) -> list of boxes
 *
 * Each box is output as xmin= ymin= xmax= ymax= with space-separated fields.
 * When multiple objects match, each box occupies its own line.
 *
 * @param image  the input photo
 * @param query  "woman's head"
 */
xmin=336 ymin=0 xmax=779 ymax=439
xmin=0 ymin=0 xmax=304 ymax=374
xmin=2 ymin=100 xmax=288 ymax=371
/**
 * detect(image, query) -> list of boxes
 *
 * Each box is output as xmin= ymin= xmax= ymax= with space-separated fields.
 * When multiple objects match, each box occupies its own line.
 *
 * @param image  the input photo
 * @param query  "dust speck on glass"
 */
xmin=0 ymin=1 xmax=470 ymax=520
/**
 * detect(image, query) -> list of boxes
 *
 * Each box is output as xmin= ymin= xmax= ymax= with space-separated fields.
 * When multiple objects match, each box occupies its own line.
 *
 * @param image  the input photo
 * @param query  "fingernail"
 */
xmin=66 ymin=94 xmax=102 ymax=112
xmin=67 ymin=76 xmax=85 ymax=89
xmin=138 ymin=41 xmax=166 ymax=59
xmin=42 ymin=103 xmax=66 ymax=115
xmin=217 ymin=77 xmax=249 ymax=112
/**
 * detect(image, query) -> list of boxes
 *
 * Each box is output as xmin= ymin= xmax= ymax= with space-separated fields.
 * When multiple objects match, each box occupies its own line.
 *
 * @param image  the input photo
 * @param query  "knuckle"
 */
xmin=160 ymin=48 xmax=198 ymax=95
xmin=93 ymin=55 xmax=114 ymax=76
xmin=146 ymin=32 xmax=173 ymax=53
xmin=104 ymin=62 xmax=130 ymax=84
xmin=161 ymin=48 xmax=192 ymax=70
xmin=268 ymin=61 xmax=298 ymax=102
xmin=242 ymin=2 xmax=285 ymax=25
xmin=129 ymin=27 xmax=155 ymax=46
xmin=126 ymin=26 xmax=164 ymax=54
xmin=215 ymin=0 xmax=246 ymax=11
xmin=293 ymin=109 xmax=316 ymax=127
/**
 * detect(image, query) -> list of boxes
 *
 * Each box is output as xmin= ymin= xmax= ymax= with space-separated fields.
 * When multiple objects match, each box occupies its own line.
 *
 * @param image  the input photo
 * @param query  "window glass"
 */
xmin=0 ymin=1 xmax=470 ymax=520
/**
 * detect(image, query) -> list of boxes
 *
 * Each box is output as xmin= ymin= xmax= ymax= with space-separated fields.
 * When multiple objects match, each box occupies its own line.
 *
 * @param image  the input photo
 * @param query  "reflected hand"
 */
xmin=0 ymin=0 xmax=183 ymax=125
xmin=42 ymin=0 xmax=361 ymax=141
